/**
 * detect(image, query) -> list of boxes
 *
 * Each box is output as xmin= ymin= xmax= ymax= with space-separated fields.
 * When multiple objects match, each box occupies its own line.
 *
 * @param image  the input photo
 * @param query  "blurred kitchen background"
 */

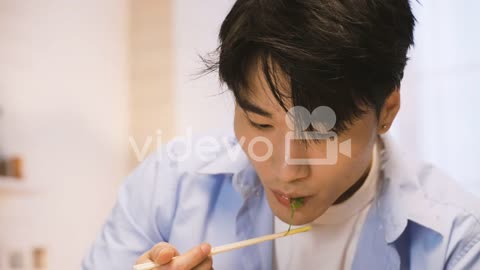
xmin=0 ymin=0 xmax=479 ymax=269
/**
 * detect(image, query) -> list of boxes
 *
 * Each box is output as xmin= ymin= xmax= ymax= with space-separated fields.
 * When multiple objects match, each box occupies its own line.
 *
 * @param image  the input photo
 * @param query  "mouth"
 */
xmin=272 ymin=189 xmax=310 ymax=208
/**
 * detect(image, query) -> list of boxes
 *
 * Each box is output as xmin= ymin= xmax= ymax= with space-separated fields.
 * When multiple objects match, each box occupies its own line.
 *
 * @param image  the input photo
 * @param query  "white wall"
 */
xmin=173 ymin=0 xmax=236 ymax=136
xmin=392 ymin=0 xmax=480 ymax=195
xmin=0 ymin=0 xmax=130 ymax=269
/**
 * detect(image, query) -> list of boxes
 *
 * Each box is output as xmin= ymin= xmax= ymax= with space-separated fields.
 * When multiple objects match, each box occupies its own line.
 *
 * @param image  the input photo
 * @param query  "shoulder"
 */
xmin=399 ymin=159 xmax=480 ymax=268
xmin=379 ymin=135 xmax=480 ymax=267
xmin=380 ymin=135 xmax=479 ymax=230
xmin=415 ymin=162 xmax=480 ymax=222
xmin=119 ymin=133 xmax=247 ymax=238
xmin=414 ymin=163 xmax=480 ymax=265
xmin=124 ymin=132 xmax=248 ymax=208
xmin=130 ymin=133 xmax=244 ymax=182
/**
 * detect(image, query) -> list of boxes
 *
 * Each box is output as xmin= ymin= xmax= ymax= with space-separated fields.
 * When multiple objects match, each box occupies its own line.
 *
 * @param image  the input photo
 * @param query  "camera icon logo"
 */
xmin=285 ymin=106 xmax=351 ymax=165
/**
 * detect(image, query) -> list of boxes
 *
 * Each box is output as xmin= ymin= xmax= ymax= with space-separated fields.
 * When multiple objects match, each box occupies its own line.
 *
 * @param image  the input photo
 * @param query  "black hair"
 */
xmin=205 ymin=0 xmax=416 ymax=133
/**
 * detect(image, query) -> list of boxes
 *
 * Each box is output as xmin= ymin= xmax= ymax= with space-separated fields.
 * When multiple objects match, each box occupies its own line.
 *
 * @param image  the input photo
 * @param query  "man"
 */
xmin=83 ymin=0 xmax=480 ymax=269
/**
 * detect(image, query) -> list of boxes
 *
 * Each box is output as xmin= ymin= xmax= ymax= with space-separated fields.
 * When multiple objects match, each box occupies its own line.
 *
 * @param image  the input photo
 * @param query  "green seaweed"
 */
xmin=285 ymin=197 xmax=304 ymax=235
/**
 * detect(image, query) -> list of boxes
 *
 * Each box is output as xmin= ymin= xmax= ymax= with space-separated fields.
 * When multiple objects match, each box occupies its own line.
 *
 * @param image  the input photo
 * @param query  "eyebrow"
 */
xmin=239 ymin=99 xmax=273 ymax=118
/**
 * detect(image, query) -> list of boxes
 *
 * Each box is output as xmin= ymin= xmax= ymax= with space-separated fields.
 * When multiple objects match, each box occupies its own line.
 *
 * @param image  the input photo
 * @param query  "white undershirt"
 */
xmin=273 ymin=143 xmax=380 ymax=270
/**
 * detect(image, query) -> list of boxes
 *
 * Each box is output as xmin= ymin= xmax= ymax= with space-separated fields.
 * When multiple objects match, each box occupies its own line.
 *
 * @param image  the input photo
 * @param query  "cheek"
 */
xmin=307 ymin=134 xmax=376 ymax=197
xmin=328 ymin=136 xmax=376 ymax=193
xmin=336 ymin=114 xmax=378 ymax=178
xmin=234 ymin=110 xmax=275 ymax=162
xmin=308 ymin=165 xmax=346 ymax=197
xmin=346 ymin=130 xmax=377 ymax=173
xmin=233 ymin=110 xmax=243 ymax=141
xmin=233 ymin=117 xmax=273 ymax=185
xmin=238 ymin=137 xmax=274 ymax=182
xmin=249 ymin=138 xmax=272 ymax=159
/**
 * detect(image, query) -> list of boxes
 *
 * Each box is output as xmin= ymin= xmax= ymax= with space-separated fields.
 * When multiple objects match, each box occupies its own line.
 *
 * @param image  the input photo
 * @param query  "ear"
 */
xmin=377 ymin=88 xmax=401 ymax=134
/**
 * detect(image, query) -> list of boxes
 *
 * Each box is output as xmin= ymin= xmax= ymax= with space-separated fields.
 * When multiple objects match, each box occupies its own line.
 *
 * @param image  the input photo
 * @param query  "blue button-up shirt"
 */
xmin=82 ymin=135 xmax=480 ymax=269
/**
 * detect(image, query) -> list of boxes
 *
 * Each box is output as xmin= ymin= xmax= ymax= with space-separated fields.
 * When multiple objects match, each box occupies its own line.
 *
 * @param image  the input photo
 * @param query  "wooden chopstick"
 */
xmin=133 ymin=225 xmax=311 ymax=270
xmin=210 ymin=225 xmax=311 ymax=255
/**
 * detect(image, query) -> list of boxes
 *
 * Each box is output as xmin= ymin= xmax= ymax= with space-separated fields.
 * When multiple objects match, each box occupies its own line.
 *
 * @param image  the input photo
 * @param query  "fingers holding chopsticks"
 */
xmin=173 ymin=243 xmax=212 ymax=270
xmin=135 ymin=242 xmax=213 ymax=270
xmin=134 ymin=226 xmax=312 ymax=270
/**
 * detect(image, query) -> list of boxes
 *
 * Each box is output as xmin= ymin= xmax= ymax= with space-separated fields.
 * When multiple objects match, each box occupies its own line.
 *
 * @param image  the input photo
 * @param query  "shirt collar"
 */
xmin=196 ymin=133 xmax=445 ymax=243
xmin=377 ymin=134 xmax=445 ymax=243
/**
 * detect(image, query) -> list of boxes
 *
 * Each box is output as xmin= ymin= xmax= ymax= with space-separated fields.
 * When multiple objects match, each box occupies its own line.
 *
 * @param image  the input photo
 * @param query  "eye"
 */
xmin=249 ymin=120 xmax=273 ymax=130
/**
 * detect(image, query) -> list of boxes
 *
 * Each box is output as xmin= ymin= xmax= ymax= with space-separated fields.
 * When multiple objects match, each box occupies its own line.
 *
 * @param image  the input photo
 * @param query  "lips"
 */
xmin=272 ymin=190 xmax=309 ymax=208
xmin=273 ymin=192 xmax=291 ymax=207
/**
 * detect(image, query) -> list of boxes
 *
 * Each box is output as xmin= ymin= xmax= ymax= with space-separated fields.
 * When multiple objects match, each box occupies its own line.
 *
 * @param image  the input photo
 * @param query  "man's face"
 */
xmin=233 ymin=69 xmax=379 ymax=226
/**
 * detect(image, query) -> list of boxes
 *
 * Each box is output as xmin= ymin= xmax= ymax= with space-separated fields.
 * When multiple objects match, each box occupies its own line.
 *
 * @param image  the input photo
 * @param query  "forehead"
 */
xmin=238 ymin=58 xmax=293 ymax=117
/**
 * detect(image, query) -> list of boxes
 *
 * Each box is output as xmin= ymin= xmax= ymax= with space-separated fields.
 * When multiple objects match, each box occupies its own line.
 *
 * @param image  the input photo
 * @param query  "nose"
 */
xmin=272 ymin=140 xmax=310 ymax=183
xmin=274 ymin=162 xmax=310 ymax=183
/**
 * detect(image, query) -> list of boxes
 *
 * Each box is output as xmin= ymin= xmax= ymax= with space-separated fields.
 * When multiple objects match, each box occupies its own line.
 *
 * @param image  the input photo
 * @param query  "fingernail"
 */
xmin=200 ymin=243 xmax=211 ymax=255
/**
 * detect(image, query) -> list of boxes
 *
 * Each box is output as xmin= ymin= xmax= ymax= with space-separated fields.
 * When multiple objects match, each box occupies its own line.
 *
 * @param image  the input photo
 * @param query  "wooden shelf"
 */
xmin=0 ymin=176 xmax=37 ymax=195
